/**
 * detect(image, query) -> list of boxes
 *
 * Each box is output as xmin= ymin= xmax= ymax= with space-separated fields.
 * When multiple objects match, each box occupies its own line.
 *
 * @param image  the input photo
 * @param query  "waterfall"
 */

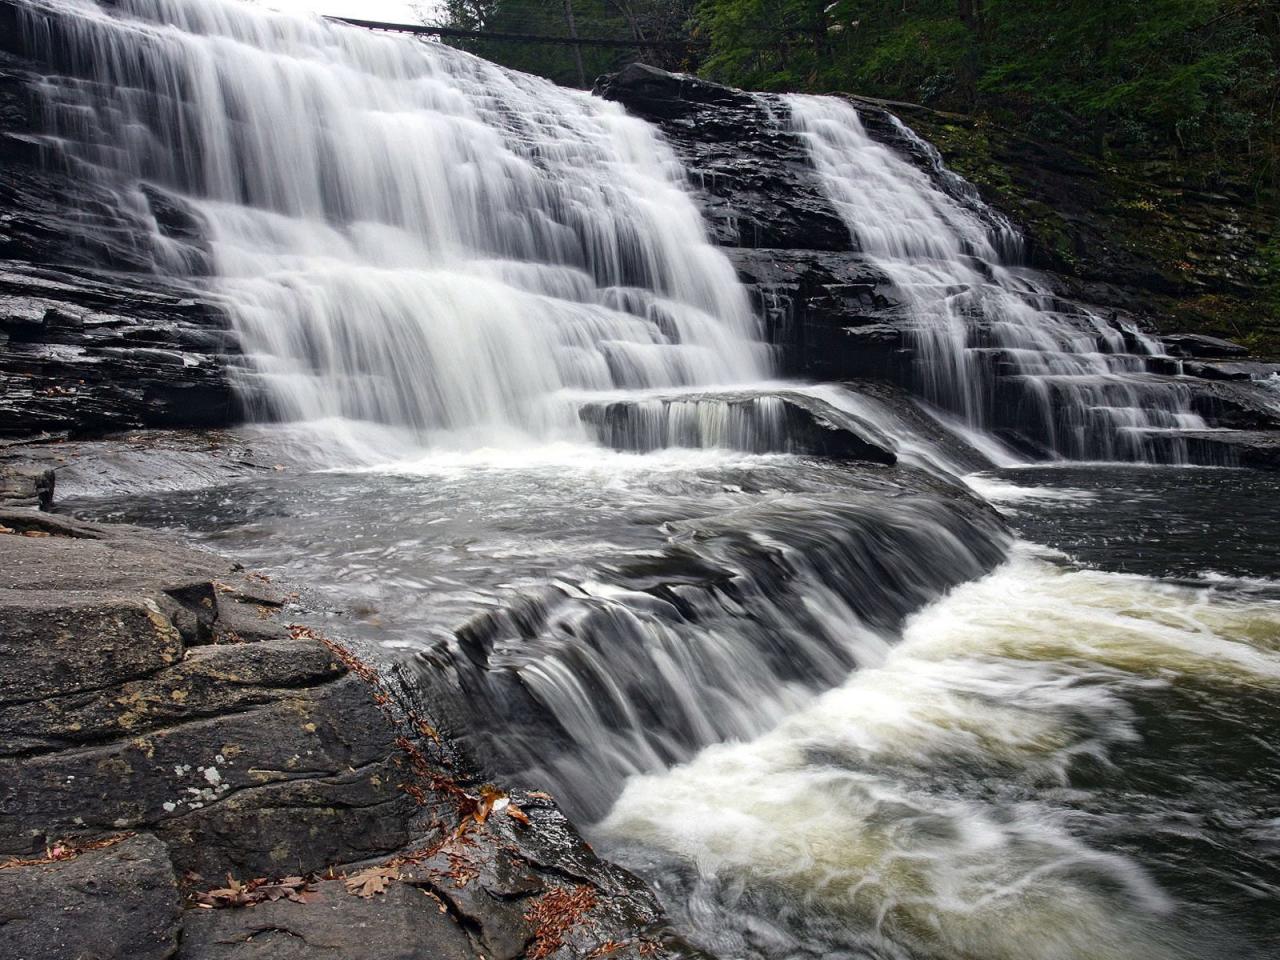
xmin=788 ymin=95 xmax=1209 ymax=462
xmin=20 ymin=0 xmax=770 ymax=452
xmin=17 ymin=9 xmax=1275 ymax=959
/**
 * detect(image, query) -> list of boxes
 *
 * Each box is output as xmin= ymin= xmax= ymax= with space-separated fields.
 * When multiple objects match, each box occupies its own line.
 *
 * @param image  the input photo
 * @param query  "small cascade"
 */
xmin=788 ymin=95 xmax=1209 ymax=462
xmin=20 ymin=0 xmax=770 ymax=451
xmin=410 ymin=485 xmax=1006 ymax=820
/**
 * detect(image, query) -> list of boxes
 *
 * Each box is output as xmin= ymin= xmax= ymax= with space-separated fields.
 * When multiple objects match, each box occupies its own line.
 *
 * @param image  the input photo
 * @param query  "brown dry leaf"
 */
xmin=192 ymin=873 xmax=318 ymax=909
xmin=21 ymin=530 xmax=51 ymax=538
xmin=0 ymin=833 xmax=132 ymax=870
xmin=473 ymin=784 xmax=506 ymax=825
xmin=0 ymin=525 xmax=15 ymax=535
xmin=525 ymin=885 xmax=599 ymax=960
xmin=344 ymin=865 xmax=399 ymax=899
xmin=506 ymin=803 xmax=531 ymax=826
xmin=526 ymin=791 xmax=555 ymax=802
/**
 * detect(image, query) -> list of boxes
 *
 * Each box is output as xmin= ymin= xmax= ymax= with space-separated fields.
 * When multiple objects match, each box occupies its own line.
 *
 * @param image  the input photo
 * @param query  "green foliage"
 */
xmin=693 ymin=0 xmax=1280 ymax=187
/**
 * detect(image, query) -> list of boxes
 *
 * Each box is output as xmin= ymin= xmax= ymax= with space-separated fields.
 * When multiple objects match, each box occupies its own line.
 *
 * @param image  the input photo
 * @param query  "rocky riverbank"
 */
xmin=0 ymin=454 xmax=697 ymax=960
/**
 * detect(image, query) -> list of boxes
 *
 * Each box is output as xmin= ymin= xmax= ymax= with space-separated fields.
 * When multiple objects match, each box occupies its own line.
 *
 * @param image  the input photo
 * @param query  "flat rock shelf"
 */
xmin=0 ymin=495 xmax=696 ymax=960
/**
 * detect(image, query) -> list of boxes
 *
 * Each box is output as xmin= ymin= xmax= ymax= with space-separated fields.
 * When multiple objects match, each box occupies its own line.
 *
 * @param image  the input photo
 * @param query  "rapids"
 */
xmin=19 ymin=1 xmax=1279 ymax=958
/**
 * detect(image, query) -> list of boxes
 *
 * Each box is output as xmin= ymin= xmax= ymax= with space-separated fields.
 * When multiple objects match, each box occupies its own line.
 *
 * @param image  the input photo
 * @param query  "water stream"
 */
xmin=20 ymin=2 xmax=1279 ymax=958
xmin=789 ymin=96 xmax=1210 ymax=462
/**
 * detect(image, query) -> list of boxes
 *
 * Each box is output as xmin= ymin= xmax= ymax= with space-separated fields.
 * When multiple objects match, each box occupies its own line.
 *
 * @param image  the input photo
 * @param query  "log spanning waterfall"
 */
xmin=788 ymin=95 xmax=1209 ymax=462
xmin=16 ymin=4 xmax=1280 ymax=960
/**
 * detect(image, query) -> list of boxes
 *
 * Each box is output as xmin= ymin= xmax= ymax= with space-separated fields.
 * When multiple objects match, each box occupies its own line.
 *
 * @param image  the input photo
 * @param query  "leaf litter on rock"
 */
xmin=192 ymin=873 xmax=320 ymax=909
xmin=343 ymin=865 xmax=400 ymax=899
xmin=0 ymin=833 xmax=133 ymax=869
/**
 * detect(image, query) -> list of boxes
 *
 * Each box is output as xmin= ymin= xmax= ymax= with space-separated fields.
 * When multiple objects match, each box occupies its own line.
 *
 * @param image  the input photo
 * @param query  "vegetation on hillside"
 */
xmin=431 ymin=1 xmax=1280 ymax=351
xmin=428 ymin=1 xmax=697 ymax=87
xmin=432 ymin=0 xmax=1278 ymax=191
xmin=694 ymin=1 xmax=1279 ymax=191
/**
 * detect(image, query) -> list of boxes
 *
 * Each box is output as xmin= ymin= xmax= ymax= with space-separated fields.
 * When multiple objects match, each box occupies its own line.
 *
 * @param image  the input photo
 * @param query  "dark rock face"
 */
xmin=0 ymin=17 xmax=240 ymax=440
xmin=596 ymin=67 xmax=915 ymax=388
xmin=0 ymin=497 xmax=695 ymax=959
xmin=0 ymin=262 xmax=240 ymax=437
xmin=1161 ymin=333 xmax=1252 ymax=359
xmin=596 ymin=64 xmax=851 ymax=252
xmin=0 ymin=834 xmax=181 ymax=960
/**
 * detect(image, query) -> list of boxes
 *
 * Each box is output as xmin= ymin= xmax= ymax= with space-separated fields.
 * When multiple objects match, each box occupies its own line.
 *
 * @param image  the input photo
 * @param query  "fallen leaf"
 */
xmin=506 ymin=803 xmax=531 ymax=826
xmin=21 ymin=530 xmax=51 ymax=538
xmin=344 ymin=865 xmax=398 ymax=899
xmin=191 ymin=873 xmax=318 ymax=909
xmin=472 ymin=784 xmax=506 ymax=825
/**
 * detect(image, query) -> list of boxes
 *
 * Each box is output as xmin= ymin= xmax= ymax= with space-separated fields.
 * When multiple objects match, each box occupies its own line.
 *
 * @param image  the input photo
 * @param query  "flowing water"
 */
xmin=22 ymin=0 xmax=769 ymax=449
xmin=18 ymin=2 xmax=1280 ymax=958
xmin=788 ymin=96 xmax=1210 ymax=462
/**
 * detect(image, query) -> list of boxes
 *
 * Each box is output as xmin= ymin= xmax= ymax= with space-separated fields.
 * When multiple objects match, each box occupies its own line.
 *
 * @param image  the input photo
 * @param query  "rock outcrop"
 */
xmin=0 ymin=491 xmax=695 ymax=959
xmin=0 ymin=5 xmax=240 ymax=439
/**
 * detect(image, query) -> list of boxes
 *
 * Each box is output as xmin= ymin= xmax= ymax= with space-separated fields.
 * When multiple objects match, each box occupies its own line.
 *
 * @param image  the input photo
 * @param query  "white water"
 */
xmin=24 ymin=0 xmax=770 ymax=452
xmin=788 ymin=96 xmax=1209 ymax=462
xmin=603 ymin=541 xmax=1280 ymax=960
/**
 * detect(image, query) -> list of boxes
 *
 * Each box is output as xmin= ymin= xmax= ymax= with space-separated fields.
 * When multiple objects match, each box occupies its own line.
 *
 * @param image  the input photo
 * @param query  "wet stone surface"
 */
xmin=0 ymin=494 xmax=697 ymax=959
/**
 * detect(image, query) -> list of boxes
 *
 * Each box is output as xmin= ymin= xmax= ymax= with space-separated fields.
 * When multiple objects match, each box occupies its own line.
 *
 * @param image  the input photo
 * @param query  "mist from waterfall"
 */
xmin=788 ymin=95 xmax=1209 ymax=462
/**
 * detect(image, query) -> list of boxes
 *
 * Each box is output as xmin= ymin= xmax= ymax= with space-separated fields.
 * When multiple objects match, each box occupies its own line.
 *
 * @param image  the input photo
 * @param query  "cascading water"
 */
xmin=17 ymin=0 xmax=1016 ymax=818
xmin=788 ymin=95 xmax=1210 ymax=462
xmin=17 ymin=4 xmax=1279 ymax=960
xmin=21 ymin=0 xmax=770 ymax=451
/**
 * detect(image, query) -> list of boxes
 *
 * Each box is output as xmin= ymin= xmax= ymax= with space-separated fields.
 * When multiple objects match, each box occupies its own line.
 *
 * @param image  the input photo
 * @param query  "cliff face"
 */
xmin=0 ymin=3 xmax=240 ymax=439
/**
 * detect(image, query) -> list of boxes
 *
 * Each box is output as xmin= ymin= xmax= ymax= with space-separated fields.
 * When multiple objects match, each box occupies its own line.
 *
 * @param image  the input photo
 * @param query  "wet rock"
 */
xmin=1161 ymin=333 xmax=1251 ymax=358
xmin=178 ymin=879 xmax=478 ymax=960
xmin=1181 ymin=360 xmax=1280 ymax=382
xmin=0 ymin=461 xmax=52 ymax=507
xmin=597 ymin=64 xmax=850 ymax=252
xmin=0 ymin=262 xmax=241 ymax=438
xmin=0 ymin=833 xmax=181 ymax=960
xmin=1179 ymin=430 xmax=1280 ymax=470
xmin=0 ymin=489 xmax=697 ymax=958
xmin=0 ymin=32 xmax=241 ymax=440
xmin=578 ymin=390 xmax=897 ymax=464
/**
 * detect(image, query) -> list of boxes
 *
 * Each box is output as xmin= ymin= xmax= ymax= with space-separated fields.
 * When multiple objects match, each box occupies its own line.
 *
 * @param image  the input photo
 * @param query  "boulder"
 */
xmin=0 ymin=833 xmax=181 ymax=960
